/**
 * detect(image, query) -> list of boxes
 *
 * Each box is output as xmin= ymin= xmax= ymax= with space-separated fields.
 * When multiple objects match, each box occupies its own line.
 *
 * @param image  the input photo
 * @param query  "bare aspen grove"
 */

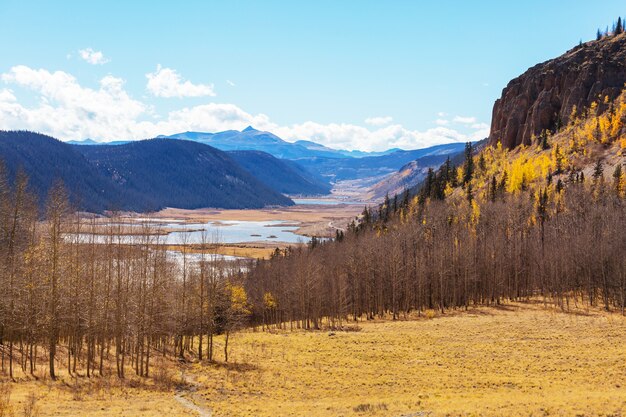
xmin=246 ymin=184 xmax=626 ymax=330
xmin=0 ymin=168 xmax=251 ymax=380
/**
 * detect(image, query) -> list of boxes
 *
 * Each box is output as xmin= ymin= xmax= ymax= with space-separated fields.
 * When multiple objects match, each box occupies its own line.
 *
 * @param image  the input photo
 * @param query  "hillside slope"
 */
xmin=227 ymin=150 xmax=331 ymax=195
xmin=297 ymin=142 xmax=467 ymax=182
xmin=366 ymin=160 xmax=431 ymax=201
xmin=75 ymin=139 xmax=294 ymax=210
xmin=0 ymin=131 xmax=125 ymax=212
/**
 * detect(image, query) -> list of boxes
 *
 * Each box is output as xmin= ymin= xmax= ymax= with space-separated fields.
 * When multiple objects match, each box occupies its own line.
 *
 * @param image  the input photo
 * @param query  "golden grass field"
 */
xmin=4 ymin=301 xmax=626 ymax=416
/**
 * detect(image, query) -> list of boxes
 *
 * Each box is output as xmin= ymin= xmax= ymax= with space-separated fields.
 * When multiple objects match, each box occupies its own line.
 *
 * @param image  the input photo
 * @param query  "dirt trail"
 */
xmin=175 ymin=370 xmax=212 ymax=417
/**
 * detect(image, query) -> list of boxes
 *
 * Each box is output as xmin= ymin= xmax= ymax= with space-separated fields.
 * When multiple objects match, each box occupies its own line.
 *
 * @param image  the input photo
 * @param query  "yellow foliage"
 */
xmin=470 ymin=200 xmax=480 ymax=225
xmin=263 ymin=292 xmax=277 ymax=309
xmin=456 ymin=166 xmax=464 ymax=185
xmin=228 ymin=284 xmax=251 ymax=314
xmin=506 ymin=153 xmax=550 ymax=193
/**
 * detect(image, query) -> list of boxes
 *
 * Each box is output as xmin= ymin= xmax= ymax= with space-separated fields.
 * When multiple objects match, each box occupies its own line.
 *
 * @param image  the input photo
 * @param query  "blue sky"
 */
xmin=0 ymin=1 xmax=624 ymax=151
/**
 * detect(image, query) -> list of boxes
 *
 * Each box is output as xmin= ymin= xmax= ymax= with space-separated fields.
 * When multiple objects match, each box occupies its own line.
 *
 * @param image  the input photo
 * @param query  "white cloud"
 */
xmin=146 ymin=65 xmax=216 ymax=98
xmin=1 ymin=65 xmax=145 ymax=139
xmin=274 ymin=123 xmax=471 ymax=152
xmin=364 ymin=116 xmax=393 ymax=126
xmin=226 ymin=80 xmax=236 ymax=87
xmin=0 ymin=89 xmax=16 ymax=102
xmin=453 ymin=116 xmax=477 ymax=124
xmin=435 ymin=119 xmax=449 ymax=126
xmin=471 ymin=122 xmax=489 ymax=130
xmin=78 ymin=48 xmax=109 ymax=65
xmin=437 ymin=112 xmax=447 ymax=117
xmin=0 ymin=65 xmax=489 ymax=151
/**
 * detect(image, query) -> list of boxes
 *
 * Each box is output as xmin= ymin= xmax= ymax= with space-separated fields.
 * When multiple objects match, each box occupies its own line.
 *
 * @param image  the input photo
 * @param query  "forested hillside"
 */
xmin=0 ymin=131 xmax=125 ymax=212
xmin=0 ymin=131 xmax=296 ymax=212
xmin=76 ymin=139 xmax=294 ymax=210
xmin=227 ymin=150 xmax=331 ymax=195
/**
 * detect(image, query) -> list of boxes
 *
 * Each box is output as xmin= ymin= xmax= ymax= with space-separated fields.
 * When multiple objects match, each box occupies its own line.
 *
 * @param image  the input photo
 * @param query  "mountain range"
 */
xmin=155 ymin=127 xmax=398 ymax=159
xmin=1 ymin=127 xmax=469 ymax=212
xmin=0 ymin=132 xmax=300 ymax=212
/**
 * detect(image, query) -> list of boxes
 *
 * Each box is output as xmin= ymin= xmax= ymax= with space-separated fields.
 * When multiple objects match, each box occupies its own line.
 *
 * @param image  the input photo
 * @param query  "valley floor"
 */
xmin=4 ymin=301 xmax=626 ymax=416
xmin=157 ymin=201 xmax=364 ymax=240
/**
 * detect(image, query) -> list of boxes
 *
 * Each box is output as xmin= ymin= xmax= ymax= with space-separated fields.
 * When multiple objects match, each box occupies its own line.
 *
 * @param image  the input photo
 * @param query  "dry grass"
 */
xmin=3 ymin=302 xmax=626 ymax=416
xmin=190 ymin=302 xmax=626 ymax=416
xmin=166 ymin=243 xmax=278 ymax=260
xmin=1 ymin=363 xmax=194 ymax=417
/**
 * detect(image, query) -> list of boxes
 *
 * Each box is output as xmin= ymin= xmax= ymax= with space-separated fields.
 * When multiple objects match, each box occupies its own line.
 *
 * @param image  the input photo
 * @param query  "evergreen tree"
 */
xmin=490 ymin=175 xmax=497 ymax=202
xmin=593 ymin=160 xmax=604 ymax=181
xmin=361 ymin=206 xmax=371 ymax=224
xmin=478 ymin=153 xmax=487 ymax=173
xmin=462 ymin=142 xmax=474 ymax=185
xmin=401 ymin=189 xmax=410 ymax=208
xmin=383 ymin=193 xmax=390 ymax=221
xmin=443 ymin=157 xmax=452 ymax=182
xmin=613 ymin=164 xmax=624 ymax=194
xmin=465 ymin=182 xmax=474 ymax=203
xmin=555 ymin=144 xmax=563 ymax=174
xmin=422 ymin=168 xmax=435 ymax=201
xmin=556 ymin=179 xmax=564 ymax=193
xmin=619 ymin=17 xmax=625 ymax=35
xmin=597 ymin=28 xmax=603 ymax=40
xmin=498 ymin=171 xmax=508 ymax=195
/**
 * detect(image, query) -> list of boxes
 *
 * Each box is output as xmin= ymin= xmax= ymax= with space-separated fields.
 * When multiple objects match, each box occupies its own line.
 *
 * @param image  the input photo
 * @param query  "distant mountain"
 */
xmin=73 ymin=128 xmax=467 ymax=184
xmin=366 ymin=159 xmax=432 ymax=201
xmin=292 ymin=140 xmax=397 ymax=158
xmin=75 ymin=139 xmax=294 ymax=210
xmin=227 ymin=150 xmax=331 ymax=195
xmin=67 ymin=138 xmax=100 ymax=145
xmin=69 ymin=138 xmax=130 ymax=146
xmin=297 ymin=142 xmax=468 ymax=181
xmin=159 ymin=127 xmax=397 ymax=160
xmin=0 ymin=131 xmax=294 ymax=212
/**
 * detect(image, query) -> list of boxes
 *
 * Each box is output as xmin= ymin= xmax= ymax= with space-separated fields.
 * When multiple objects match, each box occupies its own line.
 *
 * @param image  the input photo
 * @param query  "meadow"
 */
xmin=4 ymin=301 xmax=626 ymax=416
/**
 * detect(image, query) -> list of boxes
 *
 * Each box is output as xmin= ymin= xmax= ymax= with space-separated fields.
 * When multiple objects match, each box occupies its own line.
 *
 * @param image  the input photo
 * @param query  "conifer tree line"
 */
xmin=0 ymin=166 xmax=251 ymax=380
xmin=596 ymin=16 xmax=624 ymax=40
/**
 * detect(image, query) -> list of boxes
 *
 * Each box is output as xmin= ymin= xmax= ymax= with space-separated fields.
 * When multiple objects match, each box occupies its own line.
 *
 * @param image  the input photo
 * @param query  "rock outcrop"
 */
xmin=489 ymin=33 xmax=626 ymax=149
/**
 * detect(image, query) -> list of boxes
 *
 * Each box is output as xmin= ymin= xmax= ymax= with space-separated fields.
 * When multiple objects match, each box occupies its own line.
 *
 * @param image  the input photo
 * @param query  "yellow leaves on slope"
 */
xmin=506 ymin=153 xmax=551 ymax=193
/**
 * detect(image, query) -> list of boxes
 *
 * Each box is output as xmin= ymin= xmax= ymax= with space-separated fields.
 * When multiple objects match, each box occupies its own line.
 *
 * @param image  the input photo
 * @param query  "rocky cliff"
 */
xmin=489 ymin=33 xmax=626 ymax=149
